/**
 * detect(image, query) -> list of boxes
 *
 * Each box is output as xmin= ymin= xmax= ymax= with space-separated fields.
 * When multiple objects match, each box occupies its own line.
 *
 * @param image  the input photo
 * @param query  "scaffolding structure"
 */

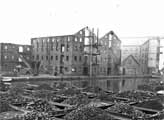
xmin=82 ymin=27 xmax=101 ymax=86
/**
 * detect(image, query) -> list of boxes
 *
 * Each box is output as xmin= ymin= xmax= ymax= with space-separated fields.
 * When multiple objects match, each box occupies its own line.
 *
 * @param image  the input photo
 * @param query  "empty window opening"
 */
xmin=4 ymin=46 xmax=8 ymax=50
xmin=46 ymin=56 xmax=48 ymax=60
xmin=66 ymin=56 xmax=69 ymax=61
xmin=85 ymin=29 xmax=90 ymax=36
xmin=68 ymin=37 xmax=70 ymax=42
xmin=61 ymin=44 xmax=65 ymax=52
xmin=51 ymin=56 xmax=53 ymax=60
xmin=19 ymin=46 xmax=23 ymax=52
xmin=84 ymin=56 xmax=88 ymax=63
xmin=84 ymin=38 xmax=89 ymax=45
xmin=60 ymin=55 xmax=64 ymax=64
xmin=27 ymin=47 xmax=30 ymax=51
xmin=80 ymin=31 xmax=82 ymax=35
xmin=52 ymin=38 xmax=55 ymax=42
xmin=56 ymin=56 xmax=58 ymax=60
xmin=4 ymin=56 xmax=7 ymax=59
xmin=75 ymin=37 xmax=78 ymax=42
xmin=18 ymin=58 xmax=22 ymax=62
xmin=80 ymin=38 xmax=82 ymax=42
xmin=74 ymin=56 xmax=77 ymax=61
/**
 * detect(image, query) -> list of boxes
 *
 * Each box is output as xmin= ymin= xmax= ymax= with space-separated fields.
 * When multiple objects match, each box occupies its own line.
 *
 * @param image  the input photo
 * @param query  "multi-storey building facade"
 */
xmin=0 ymin=43 xmax=31 ymax=73
xmin=140 ymin=39 xmax=160 ymax=74
xmin=31 ymin=27 xmax=121 ymax=76
xmin=31 ymin=27 xmax=92 ymax=76
xmin=121 ymin=38 xmax=160 ymax=75
xmin=98 ymin=31 xmax=121 ymax=75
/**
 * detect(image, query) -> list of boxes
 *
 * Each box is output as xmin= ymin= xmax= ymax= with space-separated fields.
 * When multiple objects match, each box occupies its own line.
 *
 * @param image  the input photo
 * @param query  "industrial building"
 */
xmin=140 ymin=39 xmax=160 ymax=74
xmin=121 ymin=38 xmax=160 ymax=75
xmin=98 ymin=31 xmax=121 ymax=75
xmin=0 ymin=43 xmax=32 ymax=74
xmin=31 ymin=27 xmax=121 ymax=76
xmin=122 ymin=55 xmax=141 ymax=75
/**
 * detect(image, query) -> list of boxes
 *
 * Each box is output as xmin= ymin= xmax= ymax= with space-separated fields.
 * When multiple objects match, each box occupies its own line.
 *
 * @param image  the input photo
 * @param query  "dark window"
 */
xmin=42 ymin=56 xmax=44 ymax=60
xmin=66 ymin=56 xmax=69 ymax=61
xmin=60 ymin=55 xmax=64 ymax=64
xmin=56 ymin=56 xmax=58 ymax=60
xmin=51 ymin=56 xmax=53 ymax=60
xmin=46 ymin=56 xmax=48 ymax=60
xmin=36 ymin=41 xmax=39 ymax=52
xmin=36 ymin=55 xmax=39 ymax=60
xmin=41 ymin=40 xmax=44 ymax=51
xmin=56 ymin=42 xmax=58 ymax=51
xmin=51 ymin=39 xmax=53 ymax=51
xmin=74 ymin=56 xmax=77 ymax=61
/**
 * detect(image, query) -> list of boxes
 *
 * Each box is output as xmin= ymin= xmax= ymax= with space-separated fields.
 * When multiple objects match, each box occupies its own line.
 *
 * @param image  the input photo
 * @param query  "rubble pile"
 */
xmin=14 ymin=112 xmax=55 ymax=120
xmin=0 ymin=82 xmax=163 ymax=120
xmin=24 ymin=99 xmax=53 ymax=112
xmin=107 ymin=103 xmax=150 ymax=119
xmin=64 ymin=106 xmax=114 ymax=120
xmin=116 ymin=90 xmax=157 ymax=102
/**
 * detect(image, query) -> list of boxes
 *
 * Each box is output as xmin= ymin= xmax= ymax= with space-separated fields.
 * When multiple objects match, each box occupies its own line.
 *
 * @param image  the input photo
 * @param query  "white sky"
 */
xmin=0 ymin=0 xmax=164 ymax=68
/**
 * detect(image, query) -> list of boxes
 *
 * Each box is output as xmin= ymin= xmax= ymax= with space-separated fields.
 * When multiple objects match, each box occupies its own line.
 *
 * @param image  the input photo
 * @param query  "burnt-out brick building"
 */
xmin=31 ymin=27 xmax=90 ymax=76
xmin=0 ymin=43 xmax=32 ymax=73
xmin=31 ymin=27 xmax=121 ymax=76
xmin=98 ymin=31 xmax=121 ymax=75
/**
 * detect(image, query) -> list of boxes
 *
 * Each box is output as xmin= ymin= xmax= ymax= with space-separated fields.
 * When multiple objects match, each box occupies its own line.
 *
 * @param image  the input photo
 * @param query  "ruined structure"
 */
xmin=98 ymin=31 xmax=121 ymax=75
xmin=122 ymin=55 xmax=141 ymax=75
xmin=0 ymin=43 xmax=32 ymax=73
xmin=121 ymin=39 xmax=160 ymax=75
xmin=31 ymin=27 xmax=121 ymax=76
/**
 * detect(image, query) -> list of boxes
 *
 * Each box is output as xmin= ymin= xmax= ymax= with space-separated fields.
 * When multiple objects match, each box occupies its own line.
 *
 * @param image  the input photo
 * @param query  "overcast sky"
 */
xmin=0 ymin=0 xmax=164 ymax=68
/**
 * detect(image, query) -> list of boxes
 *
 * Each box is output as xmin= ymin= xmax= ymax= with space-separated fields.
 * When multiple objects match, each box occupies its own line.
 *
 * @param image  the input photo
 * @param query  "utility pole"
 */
xmin=89 ymin=28 xmax=93 ymax=86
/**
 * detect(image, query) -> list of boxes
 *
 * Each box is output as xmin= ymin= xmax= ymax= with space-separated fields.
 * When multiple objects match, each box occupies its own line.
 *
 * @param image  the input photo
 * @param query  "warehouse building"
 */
xmin=98 ymin=31 xmax=121 ymax=75
xmin=31 ymin=27 xmax=121 ymax=76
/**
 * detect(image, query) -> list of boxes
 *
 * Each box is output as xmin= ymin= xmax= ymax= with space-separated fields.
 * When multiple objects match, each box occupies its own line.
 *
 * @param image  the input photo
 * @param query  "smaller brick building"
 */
xmin=122 ymin=55 xmax=141 ymax=75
